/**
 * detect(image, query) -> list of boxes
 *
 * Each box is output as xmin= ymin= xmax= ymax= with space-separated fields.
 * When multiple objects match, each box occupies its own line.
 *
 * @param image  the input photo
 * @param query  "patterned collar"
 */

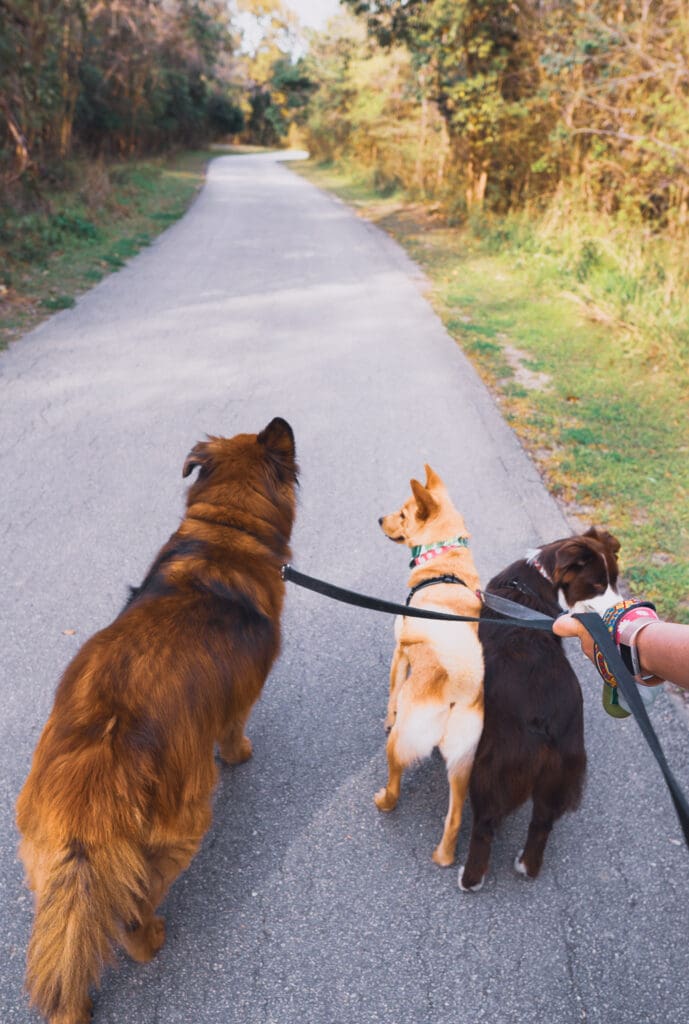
xmin=410 ymin=536 xmax=469 ymax=569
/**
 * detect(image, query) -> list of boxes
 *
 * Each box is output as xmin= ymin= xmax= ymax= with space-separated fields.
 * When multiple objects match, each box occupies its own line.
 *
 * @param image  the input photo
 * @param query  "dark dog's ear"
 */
xmin=258 ymin=417 xmax=297 ymax=480
xmin=410 ymin=479 xmax=437 ymax=521
xmin=183 ymin=440 xmax=213 ymax=478
xmin=584 ymin=525 xmax=621 ymax=554
xmin=552 ymin=538 xmax=594 ymax=581
xmin=258 ymin=417 xmax=295 ymax=458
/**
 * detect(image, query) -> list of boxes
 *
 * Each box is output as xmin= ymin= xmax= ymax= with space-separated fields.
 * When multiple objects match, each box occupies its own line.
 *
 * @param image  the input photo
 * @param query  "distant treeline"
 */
xmin=0 ymin=0 xmax=245 ymax=185
xmin=302 ymin=1 xmax=689 ymax=229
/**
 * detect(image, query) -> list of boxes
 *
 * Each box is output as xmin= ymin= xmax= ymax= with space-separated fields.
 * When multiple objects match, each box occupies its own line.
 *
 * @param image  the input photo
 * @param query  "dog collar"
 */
xmin=410 ymin=536 xmax=469 ymax=569
xmin=526 ymin=549 xmax=552 ymax=583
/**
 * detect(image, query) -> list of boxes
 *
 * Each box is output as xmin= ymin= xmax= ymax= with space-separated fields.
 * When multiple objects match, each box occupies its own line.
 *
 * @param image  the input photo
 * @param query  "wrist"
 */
xmin=630 ymin=620 xmax=665 ymax=686
xmin=615 ymin=605 xmax=664 ymax=686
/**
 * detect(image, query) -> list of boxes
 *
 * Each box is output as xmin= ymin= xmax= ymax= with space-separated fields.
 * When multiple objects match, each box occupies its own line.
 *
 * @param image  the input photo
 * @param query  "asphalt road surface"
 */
xmin=2 ymin=152 xmax=688 ymax=1024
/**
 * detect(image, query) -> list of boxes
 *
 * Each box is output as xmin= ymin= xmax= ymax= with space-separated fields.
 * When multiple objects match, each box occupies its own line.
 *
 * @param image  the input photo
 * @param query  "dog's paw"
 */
xmin=457 ymin=865 xmax=485 ymax=892
xmin=374 ymin=787 xmax=397 ymax=812
xmin=220 ymin=735 xmax=253 ymax=765
xmin=432 ymin=845 xmax=455 ymax=868
xmin=514 ymin=850 xmax=536 ymax=879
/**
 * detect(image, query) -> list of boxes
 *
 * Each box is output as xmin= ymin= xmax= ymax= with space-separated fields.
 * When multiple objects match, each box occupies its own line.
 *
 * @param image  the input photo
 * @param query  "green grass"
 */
xmin=294 ymin=160 xmax=689 ymax=623
xmin=0 ymin=150 xmax=216 ymax=346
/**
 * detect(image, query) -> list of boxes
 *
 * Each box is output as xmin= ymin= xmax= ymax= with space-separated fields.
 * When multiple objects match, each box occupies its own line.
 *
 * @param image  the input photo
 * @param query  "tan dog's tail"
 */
xmin=24 ymin=835 xmax=147 ymax=1021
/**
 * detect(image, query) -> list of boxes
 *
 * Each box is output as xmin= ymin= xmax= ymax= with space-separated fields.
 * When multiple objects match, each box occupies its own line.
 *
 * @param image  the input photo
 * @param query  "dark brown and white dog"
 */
xmin=458 ymin=526 xmax=621 ymax=891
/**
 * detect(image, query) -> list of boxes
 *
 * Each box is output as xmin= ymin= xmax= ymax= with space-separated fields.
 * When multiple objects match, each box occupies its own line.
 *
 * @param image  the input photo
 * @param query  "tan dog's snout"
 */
xmin=379 ymin=511 xmax=406 ymax=543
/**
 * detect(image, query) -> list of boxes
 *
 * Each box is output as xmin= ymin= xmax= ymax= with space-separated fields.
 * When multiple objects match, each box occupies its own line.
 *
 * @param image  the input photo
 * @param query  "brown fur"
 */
xmin=376 ymin=466 xmax=484 ymax=866
xmin=458 ymin=526 xmax=621 ymax=892
xmin=16 ymin=418 xmax=298 ymax=1024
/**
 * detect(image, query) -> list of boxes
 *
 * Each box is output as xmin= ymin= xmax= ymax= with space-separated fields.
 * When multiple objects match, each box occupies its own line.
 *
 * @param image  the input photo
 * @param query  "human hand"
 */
xmin=552 ymin=614 xmax=595 ymax=661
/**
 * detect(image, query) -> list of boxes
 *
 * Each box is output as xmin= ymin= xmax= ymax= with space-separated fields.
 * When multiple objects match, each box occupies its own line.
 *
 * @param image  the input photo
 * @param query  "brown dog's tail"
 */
xmin=24 ymin=835 xmax=147 ymax=1021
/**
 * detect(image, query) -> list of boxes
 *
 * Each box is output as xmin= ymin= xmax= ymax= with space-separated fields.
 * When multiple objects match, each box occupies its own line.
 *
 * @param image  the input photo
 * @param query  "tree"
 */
xmin=345 ymin=0 xmax=544 ymax=209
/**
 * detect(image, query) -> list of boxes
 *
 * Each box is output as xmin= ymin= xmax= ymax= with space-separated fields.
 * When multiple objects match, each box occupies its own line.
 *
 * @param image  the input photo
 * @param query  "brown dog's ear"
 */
xmin=552 ymin=538 xmax=593 ymax=582
xmin=258 ymin=417 xmax=297 ymax=481
xmin=584 ymin=525 xmax=621 ymax=554
xmin=183 ymin=440 xmax=214 ymax=478
xmin=258 ymin=417 xmax=295 ymax=459
xmin=424 ymin=464 xmax=444 ymax=491
xmin=410 ymin=479 xmax=437 ymax=521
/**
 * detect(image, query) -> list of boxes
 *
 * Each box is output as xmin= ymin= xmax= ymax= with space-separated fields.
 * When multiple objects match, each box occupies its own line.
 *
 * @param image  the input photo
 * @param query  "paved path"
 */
xmin=1 ymin=152 xmax=688 ymax=1024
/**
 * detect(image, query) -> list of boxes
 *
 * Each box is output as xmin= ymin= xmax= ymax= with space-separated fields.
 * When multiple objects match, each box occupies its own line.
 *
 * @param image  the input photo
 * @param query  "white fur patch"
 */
xmin=514 ymin=850 xmax=530 ymax=877
xmin=457 ymin=865 xmax=485 ymax=892
xmin=569 ymin=585 xmax=622 ymax=614
xmin=438 ymin=707 xmax=483 ymax=774
xmin=393 ymin=697 xmax=448 ymax=764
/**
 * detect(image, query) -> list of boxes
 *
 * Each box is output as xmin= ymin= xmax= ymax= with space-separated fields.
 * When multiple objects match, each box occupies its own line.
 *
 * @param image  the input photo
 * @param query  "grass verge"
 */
xmin=0 ymin=150 xmax=218 ymax=347
xmin=294 ymin=160 xmax=689 ymax=623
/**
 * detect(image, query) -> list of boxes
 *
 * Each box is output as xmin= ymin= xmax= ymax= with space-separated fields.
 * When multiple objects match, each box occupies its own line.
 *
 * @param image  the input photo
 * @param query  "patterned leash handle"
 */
xmin=594 ymin=601 xmax=661 ymax=718
xmin=576 ymin=610 xmax=689 ymax=849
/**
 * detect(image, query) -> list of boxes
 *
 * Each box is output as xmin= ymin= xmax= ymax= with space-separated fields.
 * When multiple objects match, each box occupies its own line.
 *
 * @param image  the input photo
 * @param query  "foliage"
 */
xmin=344 ymin=0 xmax=545 ymax=209
xmin=234 ymin=0 xmax=314 ymax=146
xmin=0 ymin=0 xmax=245 ymax=183
xmin=318 ymin=1 xmax=689 ymax=226
xmin=0 ymin=151 xmax=212 ymax=347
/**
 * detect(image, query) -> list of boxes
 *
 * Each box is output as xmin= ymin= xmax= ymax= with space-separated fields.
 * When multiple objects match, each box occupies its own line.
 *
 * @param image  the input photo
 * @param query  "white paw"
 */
xmin=457 ymin=865 xmax=484 ymax=892
xmin=514 ymin=850 xmax=530 ymax=877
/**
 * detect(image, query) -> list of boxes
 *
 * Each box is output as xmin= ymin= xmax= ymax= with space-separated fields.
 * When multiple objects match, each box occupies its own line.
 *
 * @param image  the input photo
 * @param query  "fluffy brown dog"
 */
xmin=376 ymin=466 xmax=484 ymax=866
xmin=16 ymin=417 xmax=298 ymax=1024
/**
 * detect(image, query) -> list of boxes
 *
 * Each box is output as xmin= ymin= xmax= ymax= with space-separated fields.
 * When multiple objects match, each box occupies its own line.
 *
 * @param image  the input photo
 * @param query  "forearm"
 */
xmin=635 ymin=622 xmax=689 ymax=690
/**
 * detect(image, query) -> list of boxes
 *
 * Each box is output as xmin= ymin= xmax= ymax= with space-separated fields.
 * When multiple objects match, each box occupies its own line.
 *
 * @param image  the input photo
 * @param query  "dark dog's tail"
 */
xmin=23 ymin=835 xmax=147 ymax=1021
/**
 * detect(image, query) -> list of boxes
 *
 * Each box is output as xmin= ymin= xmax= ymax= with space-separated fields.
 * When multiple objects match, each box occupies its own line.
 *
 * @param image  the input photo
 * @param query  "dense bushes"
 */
xmin=0 ymin=0 xmax=244 ymax=186
xmin=306 ymin=2 xmax=689 ymax=230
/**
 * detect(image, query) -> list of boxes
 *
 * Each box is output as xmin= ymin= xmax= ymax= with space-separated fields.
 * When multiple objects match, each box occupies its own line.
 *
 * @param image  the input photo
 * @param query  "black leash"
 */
xmin=281 ymin=564 xmax=554 ymax=631
xmin=281 ymin=563 xmax=689 ymax=850
xmin=574 ymin=612 xmax=689 ymax=849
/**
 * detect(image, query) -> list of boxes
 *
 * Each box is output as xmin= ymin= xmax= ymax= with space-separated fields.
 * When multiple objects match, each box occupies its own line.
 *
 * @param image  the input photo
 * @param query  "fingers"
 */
xmin=552 ymin=615 xmax=585 ymax=640
xmin=553 ymin=614 xmax=595 ymax=661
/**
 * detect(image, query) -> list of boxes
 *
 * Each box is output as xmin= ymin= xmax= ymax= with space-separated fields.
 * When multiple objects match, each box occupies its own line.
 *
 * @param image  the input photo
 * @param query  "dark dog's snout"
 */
xmin=378 ymin=516 xmax=384 ymax=525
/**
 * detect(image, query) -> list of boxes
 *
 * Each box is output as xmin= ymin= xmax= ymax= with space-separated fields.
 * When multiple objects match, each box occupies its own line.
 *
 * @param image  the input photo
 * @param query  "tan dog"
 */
xmin=16 ymin=418 xmax=298 ymax=1024
xmin=376 ymin=466 xmax=484 ymax=866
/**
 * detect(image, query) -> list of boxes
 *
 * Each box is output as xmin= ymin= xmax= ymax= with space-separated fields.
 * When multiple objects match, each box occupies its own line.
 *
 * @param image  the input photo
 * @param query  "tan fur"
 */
xmin=376 ymin=465 xmax=484 ymax=866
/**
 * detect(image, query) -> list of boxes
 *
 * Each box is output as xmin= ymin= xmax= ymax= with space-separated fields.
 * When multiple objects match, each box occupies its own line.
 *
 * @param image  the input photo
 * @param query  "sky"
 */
xmin=286 ymin=0 xmax=343 ymax=30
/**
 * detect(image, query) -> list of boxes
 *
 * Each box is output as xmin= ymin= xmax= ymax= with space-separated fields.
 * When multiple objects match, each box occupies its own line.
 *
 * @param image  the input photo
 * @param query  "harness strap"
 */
xmin=406 ymin=574 xmax=468 ymax=606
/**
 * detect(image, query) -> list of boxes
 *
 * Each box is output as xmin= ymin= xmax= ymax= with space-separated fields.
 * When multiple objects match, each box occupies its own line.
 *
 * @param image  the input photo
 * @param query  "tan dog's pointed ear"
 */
xmin=424 ymin=464 xmax=444 ymax=490
xmin=410 ymin=478 xmax=437 ymax=521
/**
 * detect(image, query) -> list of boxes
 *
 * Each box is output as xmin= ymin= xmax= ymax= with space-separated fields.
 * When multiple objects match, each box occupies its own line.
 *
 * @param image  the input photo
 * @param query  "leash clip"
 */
xmin=280 ymin=563 xmax=291 ymax=581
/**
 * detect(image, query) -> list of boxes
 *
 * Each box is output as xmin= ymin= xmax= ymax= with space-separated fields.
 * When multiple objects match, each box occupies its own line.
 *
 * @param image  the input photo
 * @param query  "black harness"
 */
xmin=405 ymin=573 xmax=469 ymax=606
